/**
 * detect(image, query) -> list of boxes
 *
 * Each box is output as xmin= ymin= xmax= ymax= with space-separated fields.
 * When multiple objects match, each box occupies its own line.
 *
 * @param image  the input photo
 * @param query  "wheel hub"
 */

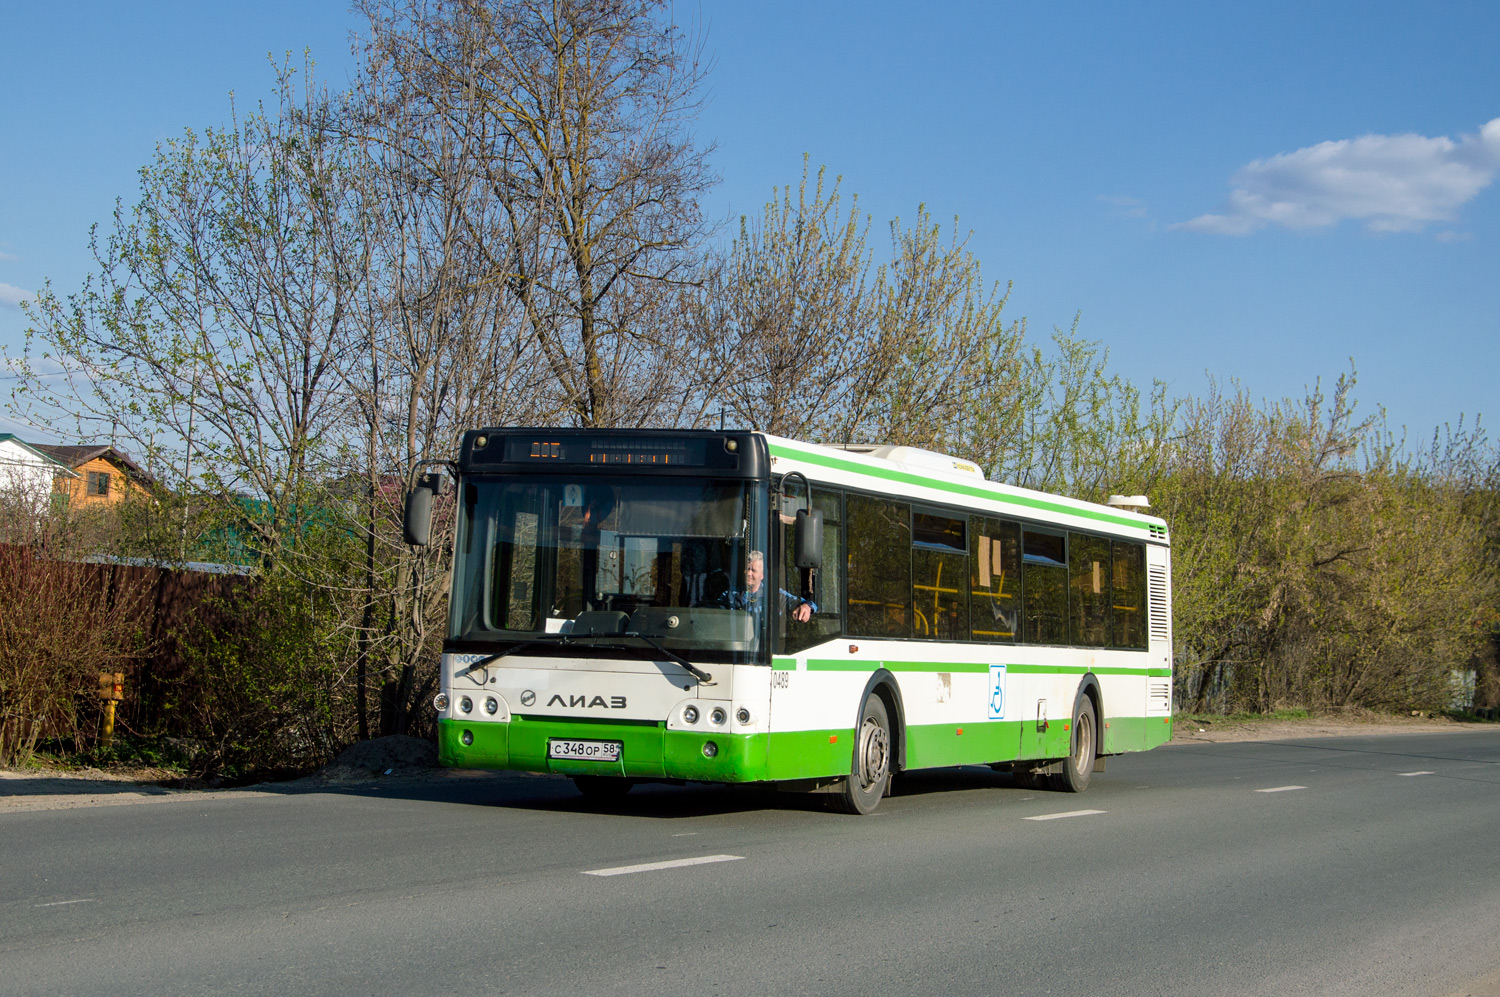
xmin=857 ymin=716 xmax=890 ymax=790
xmin=1074 ymin=711 xmax=1094 ymax=774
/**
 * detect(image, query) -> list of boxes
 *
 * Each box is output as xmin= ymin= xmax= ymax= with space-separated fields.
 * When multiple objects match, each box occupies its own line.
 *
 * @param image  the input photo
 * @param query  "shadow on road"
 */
xmin=4 ymin=755 xmax=1057 ymax=818
xmin=246 ymin=761 xmax=1044 ymax=820
xmin=0 ymin=771 xmax=180 ymax=800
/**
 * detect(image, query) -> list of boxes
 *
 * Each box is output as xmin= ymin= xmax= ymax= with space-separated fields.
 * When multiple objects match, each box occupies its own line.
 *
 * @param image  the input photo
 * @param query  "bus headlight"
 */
xmin=433 ymin=693 xmax=449 ymax=712
xmin=484 ymin=697 xmax=499 ymax=715
xmin=736 ymin=707 xmax=752 ymax=725
xmin=683 ymin=705 xmax=699 ymax=724
xmin=703 ymin=741 xmax=718 ymax=758
xmin=461 ymin=729 xmax=474 ymax=746
xmin=458 ymin=696 xmax=473 ymax=714
xmin=710 ymin=707 xmax=727 ymax=726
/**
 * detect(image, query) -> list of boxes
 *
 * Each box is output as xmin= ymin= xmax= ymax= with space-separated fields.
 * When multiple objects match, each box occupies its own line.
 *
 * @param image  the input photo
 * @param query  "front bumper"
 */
xmin=437 ymin=716 xmax=771 ymax=783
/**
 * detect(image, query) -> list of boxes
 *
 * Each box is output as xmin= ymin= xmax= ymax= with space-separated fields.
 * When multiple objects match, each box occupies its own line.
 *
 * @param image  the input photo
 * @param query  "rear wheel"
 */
xmin=573 ymin=775 xmax=634 ymax=799
xmin=831 ymin=694 xmax=892 ymax=814
xmin=1049 ymin=696 xmax=1097 ymax=793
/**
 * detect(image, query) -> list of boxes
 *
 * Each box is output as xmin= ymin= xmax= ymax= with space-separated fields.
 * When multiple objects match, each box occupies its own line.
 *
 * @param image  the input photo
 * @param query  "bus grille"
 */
xmin=1148 ymin=566 xmax=1171 ymax=642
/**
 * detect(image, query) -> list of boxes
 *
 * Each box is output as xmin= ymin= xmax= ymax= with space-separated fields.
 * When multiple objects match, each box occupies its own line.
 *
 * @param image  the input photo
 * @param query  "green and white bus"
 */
xmin=405 ymin=428 xmax=1172 ymax=814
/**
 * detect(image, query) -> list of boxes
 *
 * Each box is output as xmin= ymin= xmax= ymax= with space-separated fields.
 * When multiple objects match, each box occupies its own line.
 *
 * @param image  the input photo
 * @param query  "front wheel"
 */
xmin=831 ymin=694 xmax=892 ymax=814
xmin=1049 ymin=696 xmax=1097 ymax=793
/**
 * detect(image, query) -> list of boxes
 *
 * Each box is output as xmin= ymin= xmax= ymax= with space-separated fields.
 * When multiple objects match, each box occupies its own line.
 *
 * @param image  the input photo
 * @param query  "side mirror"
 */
xmin=403 ymin=473 xmax=440 ymax=546
xmin=794 ymin=508 xmax=823 ymax=569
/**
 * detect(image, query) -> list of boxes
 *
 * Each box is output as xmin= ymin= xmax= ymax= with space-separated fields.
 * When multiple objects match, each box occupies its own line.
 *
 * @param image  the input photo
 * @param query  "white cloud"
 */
xmin=1099 ymin=194 xmax=1149 ymax=219
xmin=0 ymin=282 xmax=34 ymax=308
xmin=1176 ymin=118 xmax=1500 ymax=235
xmin=0 ymin=251 xmax=18 ymax=263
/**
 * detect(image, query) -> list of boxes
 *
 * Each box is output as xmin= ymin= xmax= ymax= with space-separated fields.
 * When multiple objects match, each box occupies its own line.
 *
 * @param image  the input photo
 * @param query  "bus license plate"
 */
xmin=548 ymin=739 xmax=622 ymax=762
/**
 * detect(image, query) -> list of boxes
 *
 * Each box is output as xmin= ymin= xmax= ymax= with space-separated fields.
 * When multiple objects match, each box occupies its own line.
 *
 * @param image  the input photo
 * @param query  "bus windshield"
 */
xmin=450 ymin=475 xmax=768 ymax=660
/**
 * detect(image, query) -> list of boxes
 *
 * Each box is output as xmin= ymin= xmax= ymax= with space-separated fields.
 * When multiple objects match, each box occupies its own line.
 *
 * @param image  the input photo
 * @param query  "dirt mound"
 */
xmin=321 ymin=735 xmax=438 ymax=779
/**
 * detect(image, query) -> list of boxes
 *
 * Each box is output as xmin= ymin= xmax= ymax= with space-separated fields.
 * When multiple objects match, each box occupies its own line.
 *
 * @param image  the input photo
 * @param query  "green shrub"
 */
xmin=165 ymin=580 xmax=340 ymax=778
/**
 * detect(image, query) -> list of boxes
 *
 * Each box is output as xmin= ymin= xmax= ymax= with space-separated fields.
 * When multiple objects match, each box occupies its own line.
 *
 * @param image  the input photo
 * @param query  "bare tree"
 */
xmin=336 ymin=11 xmax=561 ymax=737
xmin=835 ymin=205 xmax=1023 ymax=456
xmin=689 ymin=162 xmax=1172 ymax=507
xmin=359 ymin=0 xmax=716 ymax=428
xmin=690 ymin=163 xmax=880 ymax=437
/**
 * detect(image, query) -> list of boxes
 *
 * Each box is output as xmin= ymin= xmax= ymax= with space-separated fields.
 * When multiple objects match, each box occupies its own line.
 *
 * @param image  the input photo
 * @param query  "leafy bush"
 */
xmin=1161 ymin=375 xmax=1499 ymax=714
xmin=164 ymin=579 xmax=342 ymax=778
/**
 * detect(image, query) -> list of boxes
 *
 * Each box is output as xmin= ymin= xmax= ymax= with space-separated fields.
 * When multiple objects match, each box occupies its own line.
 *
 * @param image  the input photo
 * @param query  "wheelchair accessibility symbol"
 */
xmin=988 ymin=664 xmax=1007 ymax=720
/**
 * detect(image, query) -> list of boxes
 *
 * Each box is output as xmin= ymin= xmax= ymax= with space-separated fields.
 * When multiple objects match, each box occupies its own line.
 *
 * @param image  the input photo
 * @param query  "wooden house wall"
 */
xmin=52 ymin=456 xmax=148 ymax=507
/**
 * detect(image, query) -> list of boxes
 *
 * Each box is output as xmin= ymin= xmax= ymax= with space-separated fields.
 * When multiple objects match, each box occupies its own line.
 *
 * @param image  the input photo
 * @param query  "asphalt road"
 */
xmin=3 ymin=730 xmax=1499 ymax=996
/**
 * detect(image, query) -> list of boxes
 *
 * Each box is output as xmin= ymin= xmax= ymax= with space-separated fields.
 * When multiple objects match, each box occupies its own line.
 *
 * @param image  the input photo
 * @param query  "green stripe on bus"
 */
xmin=512 ymin=713 xmax=663 ymax=727
xmin=805 ymin=659 xmax=990 ymax=673
xmin=805 ymin=659 xmax=1167 ymax=676
xmin=772 ymin=657 xmax=797 ymax=671
xmin=768 ymin=443 xmax=1144 ymax=530
xmin=1004 ymin=663 xmax=1171 ymax=677
xmin=805 ymin=658 xmax=875 ymax=671
xmin=886 ymin=661 xmax=992 ymax=673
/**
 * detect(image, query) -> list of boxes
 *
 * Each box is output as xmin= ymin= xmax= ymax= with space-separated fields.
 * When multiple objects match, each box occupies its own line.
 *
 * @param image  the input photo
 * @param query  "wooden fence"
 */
xmin=0 ymin=544 xmax=257 ymax=745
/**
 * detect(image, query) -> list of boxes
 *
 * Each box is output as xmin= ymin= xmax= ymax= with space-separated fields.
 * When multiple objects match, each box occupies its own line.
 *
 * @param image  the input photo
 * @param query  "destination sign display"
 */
xmin=502 ymin=436 xmax=716 ymax=467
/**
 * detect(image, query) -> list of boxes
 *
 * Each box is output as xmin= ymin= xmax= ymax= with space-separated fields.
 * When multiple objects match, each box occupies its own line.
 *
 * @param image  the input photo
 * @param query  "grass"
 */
xmin=1442 ymin=707 xmax=1500 ymax=723
xmin=1176 ymin=707 xmax=1312 ymax=726
xmin=1179 ymin=706 xmax=1500 ymax=726
xmin=7 ymin=735 xmax=192 ymax=777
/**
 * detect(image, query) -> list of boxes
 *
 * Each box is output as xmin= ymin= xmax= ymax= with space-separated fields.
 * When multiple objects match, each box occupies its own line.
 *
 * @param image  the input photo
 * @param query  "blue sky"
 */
xmin=2 ymin=1 xmax=1496 ymax=446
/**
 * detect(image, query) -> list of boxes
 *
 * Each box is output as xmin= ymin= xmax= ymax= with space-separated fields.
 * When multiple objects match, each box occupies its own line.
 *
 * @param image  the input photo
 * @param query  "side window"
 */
xmin=846 ymin=494 xmax=911 ymax=638
xmin=783 ymin=489 xmax=844 ymax=654
xmin=912 ymin=510 xmax=967 ymax=641
xmin=969 ymin=516 xmax=1019 ymax=642
xmin=1022 ymin=529 xmax=1067 ymax=644
xmin=1068 ymin=532 xmax=1112 ymax=647
xmin=1112 ymin=540 xmax=1148 ymax=649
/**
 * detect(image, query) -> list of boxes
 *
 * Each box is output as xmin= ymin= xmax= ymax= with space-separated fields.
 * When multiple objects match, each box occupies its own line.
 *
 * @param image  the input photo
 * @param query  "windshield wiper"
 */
xmin=456 ymin=632 xmax=713 ymax=686
xmin=557 ymin=632 xmax=714 ymax=685
xmin=620 ymin=632 xmax=714 ymax=685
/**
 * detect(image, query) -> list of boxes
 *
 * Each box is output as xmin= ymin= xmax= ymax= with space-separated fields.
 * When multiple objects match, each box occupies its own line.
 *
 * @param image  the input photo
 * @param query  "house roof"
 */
xmin=31 ymin=442 xmax=152 ymax=482
xmin=0 ymin=433 xmax=80 ymax=476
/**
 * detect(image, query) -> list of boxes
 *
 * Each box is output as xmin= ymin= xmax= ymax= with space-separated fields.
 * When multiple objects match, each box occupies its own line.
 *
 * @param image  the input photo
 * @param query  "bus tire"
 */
xmin=573 ymin=775 xmax=634 ymax=799
xmin=831 ymin=694 xmax=892 ymax=815
xmin=1050 ymin=696 xmax=1097 ymax=793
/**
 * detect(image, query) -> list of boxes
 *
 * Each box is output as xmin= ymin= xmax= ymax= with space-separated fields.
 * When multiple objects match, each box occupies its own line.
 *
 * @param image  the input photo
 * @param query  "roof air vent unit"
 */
xmin=865 ymin=445 xmax=985 ymax=481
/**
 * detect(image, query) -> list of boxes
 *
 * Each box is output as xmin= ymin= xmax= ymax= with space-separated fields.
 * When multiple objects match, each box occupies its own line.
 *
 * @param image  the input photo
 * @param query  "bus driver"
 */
xmin=723 ymin=550 xmax=815 ymax=623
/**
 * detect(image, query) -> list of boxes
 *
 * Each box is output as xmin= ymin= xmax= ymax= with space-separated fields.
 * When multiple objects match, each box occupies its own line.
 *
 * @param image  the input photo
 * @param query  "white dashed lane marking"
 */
xmin=1399 ymin=771 xmax=1435 ymax=777
xmin=34 ymin=899 xmax=95 ymax=907
xmin=583 ymin=854 xmax=744 ymax=877
xmin=1256 ymin=786 xmax=1307 ymax=793
xmin=1024 ymin=809 xmax=1106 ymax=821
